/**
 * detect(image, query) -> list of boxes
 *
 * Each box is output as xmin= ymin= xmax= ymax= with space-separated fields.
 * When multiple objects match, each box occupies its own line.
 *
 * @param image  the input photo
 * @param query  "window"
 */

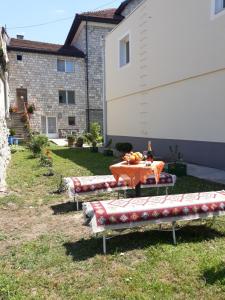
xmin=68 ymin=117 xmax=76 ymax=126
xmin=17 ymin=55 xmax=22 ymax=61
xmin=215 ymin=0 xmax=225 ymax=14
xmin=57 ymin=59 xmax=65 ymax=72
xmin=67 ymin=91 xmax=75 ymax=104
xmin=57 ymin=59 xmax=74 ymax=73
xmin=59 ymin=90 xmax=67 ymax=104
xmin=120 ymin=34 xmax=130 ymax=67
xmin=66 ymin=61 xmax=74 ymax=73
xmin=59 ymin=90 xmax=75 ymax=105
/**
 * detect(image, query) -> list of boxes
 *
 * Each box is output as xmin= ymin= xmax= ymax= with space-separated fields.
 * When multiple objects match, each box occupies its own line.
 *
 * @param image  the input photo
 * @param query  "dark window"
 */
xmin=215 ymin=0 xmax=225 ymax=13
xmin=57 ymin=59 xmax=65 ymax=72
xmin=68 ymin=117 xmax=75 ymax=126
xmin=59 ymin=90 xmax=67 ymax=104
xmin=17 ymin=55 xmax=22 ymax=61
xmin=68 ymin=91 xmax=75 ymax=104
xmin=126 ymin=41 xmax=130 ymax=64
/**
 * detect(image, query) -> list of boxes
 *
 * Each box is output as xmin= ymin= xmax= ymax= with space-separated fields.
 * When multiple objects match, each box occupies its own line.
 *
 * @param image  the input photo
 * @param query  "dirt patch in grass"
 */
xmin=0 ymin=204 xmax=89 ymax=254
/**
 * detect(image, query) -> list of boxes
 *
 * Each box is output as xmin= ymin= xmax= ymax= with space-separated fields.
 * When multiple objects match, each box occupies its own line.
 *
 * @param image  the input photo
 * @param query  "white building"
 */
xmin=105 ymin=0 xmax=225 ymax=170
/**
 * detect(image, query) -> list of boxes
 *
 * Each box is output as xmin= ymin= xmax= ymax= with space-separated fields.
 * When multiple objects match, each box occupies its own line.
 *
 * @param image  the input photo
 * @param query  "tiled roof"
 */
xmin=65 ymin=9 xmax=123 ymax=45
xmin=81 ymin=8 xmax=117 ymax=19
xmin=8 ymin=38 xmax=84 ymax=58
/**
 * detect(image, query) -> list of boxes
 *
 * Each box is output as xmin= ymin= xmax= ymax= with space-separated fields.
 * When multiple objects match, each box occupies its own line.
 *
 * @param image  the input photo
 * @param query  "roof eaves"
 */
xmin=115 ymin=0 xmax=131 ymax=15
xmin=64 ymin=13 xmax=123 ymax=45
xmin=7 ymin=45 xmax=85 ymax=58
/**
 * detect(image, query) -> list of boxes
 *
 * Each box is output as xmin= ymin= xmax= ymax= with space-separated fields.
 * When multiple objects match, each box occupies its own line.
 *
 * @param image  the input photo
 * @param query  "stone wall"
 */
xmin=0 ymin=78 xmax=10 ymax=191
xmin=122 ymin=0 xmax=144 ymax=17
xmin=0 ymin=28 xmax=10 ymax=192
xmin=73 ymin=23 xmax=115 ymax=129
xmin=8 ymin=51 xmax=87 ymax=136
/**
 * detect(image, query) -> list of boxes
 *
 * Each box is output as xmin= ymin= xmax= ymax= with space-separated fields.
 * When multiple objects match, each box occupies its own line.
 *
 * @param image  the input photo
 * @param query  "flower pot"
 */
xmin=68 ymin=140 xmax=74 ymax=147
xmin=168 ymin=162 xmax=187 ymax=177
xmin=91 ymin=146 xmax=98 ymax=153
xmin=8 ymin=136 xmax=14 ymax=145
xmin=103 ymin=149 xmax=113 ymax=156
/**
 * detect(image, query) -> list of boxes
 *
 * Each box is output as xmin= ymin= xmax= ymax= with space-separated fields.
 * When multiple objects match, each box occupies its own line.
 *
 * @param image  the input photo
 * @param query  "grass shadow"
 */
xmin=52 ymin=148 xmax=118 ymax=176
xmin=64 ymin=224 xmax=225 ymax=261
xmin=51 ymin=201 xmax=78 ymax=214
xmin=203 ymin=263 xmax=225 ymax=285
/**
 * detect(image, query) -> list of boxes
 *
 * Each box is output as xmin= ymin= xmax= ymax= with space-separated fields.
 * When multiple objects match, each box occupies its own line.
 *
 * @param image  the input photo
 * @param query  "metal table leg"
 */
xmin=172 ymin=221 xmax=177 ymax=245
xmin=74 ymin=195 xmax=79 ymax=211
xmin=135 ymin=183 xmax=141 ymax=197
xmin=103 ymin=235 xmax=107 ymax=254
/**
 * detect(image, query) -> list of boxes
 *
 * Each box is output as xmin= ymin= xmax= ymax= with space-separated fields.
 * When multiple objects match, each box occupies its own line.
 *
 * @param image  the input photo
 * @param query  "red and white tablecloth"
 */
xmin=83 ymin=191 xmax=225 ymax=233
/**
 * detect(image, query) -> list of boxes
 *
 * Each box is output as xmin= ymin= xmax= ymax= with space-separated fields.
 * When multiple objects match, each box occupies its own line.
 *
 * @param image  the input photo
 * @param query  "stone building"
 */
xmin=8 ymin=39 xmax=85 ymax=138
xmin=7 ymin=0 xmax=143 ymax=138
xmin=0 ymin=27 xmax=10 ymax=191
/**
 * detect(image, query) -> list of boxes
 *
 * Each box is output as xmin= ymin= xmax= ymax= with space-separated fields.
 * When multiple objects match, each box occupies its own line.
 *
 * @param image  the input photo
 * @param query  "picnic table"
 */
xmin=110 ymin=161 xmax=165 ymax=197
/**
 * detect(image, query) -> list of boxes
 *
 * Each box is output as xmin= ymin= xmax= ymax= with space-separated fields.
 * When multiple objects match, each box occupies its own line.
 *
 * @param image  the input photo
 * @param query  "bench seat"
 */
xmin=83 ymin=190 xmax=225 ymax=253
xmin=64 ymin=173 xmax=176 ymax=210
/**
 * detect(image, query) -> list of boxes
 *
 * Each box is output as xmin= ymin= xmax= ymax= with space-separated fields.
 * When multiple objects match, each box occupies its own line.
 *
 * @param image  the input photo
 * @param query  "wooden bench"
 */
xmin=83 ymin=190 xmax=225 ymax=254
xmin=64 ymin=173 xmax=176 ymax=210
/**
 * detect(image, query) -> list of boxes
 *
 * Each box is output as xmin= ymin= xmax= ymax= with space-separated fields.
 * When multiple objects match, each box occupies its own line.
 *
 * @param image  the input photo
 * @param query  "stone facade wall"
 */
xmin=122 ymin=0 xmax=144 ymax=17
xmin=8 ymin=51 xmax=86 ymax=136
xmin=0 ymin=107 xmax=10 ymax=191
xmin=0 ymin=75 xmax=10 ymax=191
xmin=73 ymin=23 xmax=115 ymax=128
xmin=0 ymin=28 xmax=10 ymax=192
xmin=74 ymin=25 xmax=87 ymax=53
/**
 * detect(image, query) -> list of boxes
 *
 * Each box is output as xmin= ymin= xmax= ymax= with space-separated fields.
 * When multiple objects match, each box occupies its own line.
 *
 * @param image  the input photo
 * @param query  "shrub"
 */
xmin=115 ymin=142 xmax=133 ymax=153
xmin=75 ymin=136 xmax=84 ymax=148
xmin=39 ymin=151 xmax=53 ymax=168
xmin=9 ymin=128 xmax=16 ymax=136
xmin=169 ymin=145 xmax=183 ymax=162
xmin=27 ymin=104 xmax=35 ymax=114
xmin=28 ymin=134 xmax=49 ymax=156
xmin=9 ymin=105 xmax=18 ymax=113
xmin=85 ymin=122 xmax=102 ymax=148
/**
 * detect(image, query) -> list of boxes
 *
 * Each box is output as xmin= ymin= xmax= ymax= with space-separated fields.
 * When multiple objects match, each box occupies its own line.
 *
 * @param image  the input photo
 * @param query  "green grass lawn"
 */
xmin=1 ymin=145 xmax=225 ymax=299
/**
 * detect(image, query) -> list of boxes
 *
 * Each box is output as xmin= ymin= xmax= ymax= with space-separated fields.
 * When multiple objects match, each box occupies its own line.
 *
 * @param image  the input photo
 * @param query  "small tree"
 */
xmin=28 ymin=134 xmax=49 ymax=157
xmin=85 ymin=122 xmax=102 ymax=151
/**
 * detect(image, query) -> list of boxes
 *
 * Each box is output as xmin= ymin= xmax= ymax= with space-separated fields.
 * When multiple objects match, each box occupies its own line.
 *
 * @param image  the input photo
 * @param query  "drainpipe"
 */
xmin=102 ymin=36 xmax=107 ymax=145
xmin=85 ymin=20 xmax=90 ymax=132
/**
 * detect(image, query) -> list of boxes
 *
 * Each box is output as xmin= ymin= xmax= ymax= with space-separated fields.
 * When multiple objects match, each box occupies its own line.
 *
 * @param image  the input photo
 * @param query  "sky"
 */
xmin=0 ymin=0 xmax=122 ymax=44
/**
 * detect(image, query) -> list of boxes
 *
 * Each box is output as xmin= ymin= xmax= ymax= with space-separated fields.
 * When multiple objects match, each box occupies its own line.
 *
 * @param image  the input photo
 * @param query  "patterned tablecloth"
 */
xmin=68 ymin=175 xmax=128 ymax=194
xmin=110 ymin=161 xmax=165 ymax=188
xmin=83 ymin=191 xmax=225 ymax=233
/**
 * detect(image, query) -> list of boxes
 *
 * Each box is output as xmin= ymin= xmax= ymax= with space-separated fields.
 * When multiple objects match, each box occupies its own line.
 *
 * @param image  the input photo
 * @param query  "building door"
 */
xmin=41 ymin=116 xmax=58 ymax=138
xmin=16 ymin=88 xmax=27 ymax=112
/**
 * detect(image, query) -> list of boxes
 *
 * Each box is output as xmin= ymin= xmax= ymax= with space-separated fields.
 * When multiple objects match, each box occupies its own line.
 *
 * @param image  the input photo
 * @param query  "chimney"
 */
xmin=16 ymin=34 xmax=24 ymax=40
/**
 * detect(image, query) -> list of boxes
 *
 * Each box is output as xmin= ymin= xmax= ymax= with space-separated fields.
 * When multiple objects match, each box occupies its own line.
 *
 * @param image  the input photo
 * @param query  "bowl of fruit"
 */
xmin=123 ymin=152 xmax=143 ymax=164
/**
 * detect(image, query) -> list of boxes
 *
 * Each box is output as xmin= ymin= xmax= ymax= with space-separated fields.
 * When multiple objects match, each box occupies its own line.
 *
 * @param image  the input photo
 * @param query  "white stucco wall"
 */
xmin=105 ymin=0 xmax=225 ymax=143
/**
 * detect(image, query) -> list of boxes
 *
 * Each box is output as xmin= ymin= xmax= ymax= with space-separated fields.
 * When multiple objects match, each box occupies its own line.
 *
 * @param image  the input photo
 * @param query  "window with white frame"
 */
xmin=57 ymin=59 xmax=74 ymax=73
xmin=215 ymin=0 xmax=225 ymax=14
xmin=120 ymin=34 xmax=130 ymax=67
xmin=59 ymin=90 xmax=75 ymax=105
